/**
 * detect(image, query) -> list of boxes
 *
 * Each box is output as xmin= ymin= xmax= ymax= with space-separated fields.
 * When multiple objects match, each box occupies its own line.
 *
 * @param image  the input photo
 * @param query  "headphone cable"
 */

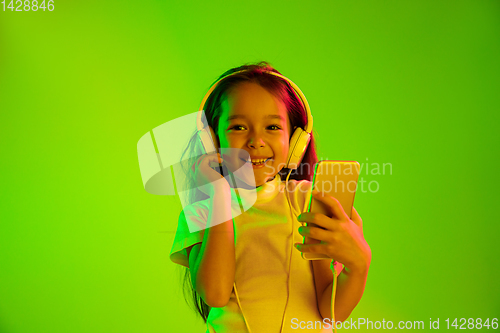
xmin=279 ymin=169 xmax=295 ymax=332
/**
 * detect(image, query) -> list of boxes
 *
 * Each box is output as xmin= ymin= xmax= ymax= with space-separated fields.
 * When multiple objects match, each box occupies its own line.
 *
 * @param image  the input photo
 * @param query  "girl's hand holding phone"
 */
xmin=192 ymin=153 xmax=230 ymax=196
xmin=295 ymin=190 xmax=372 ymax=273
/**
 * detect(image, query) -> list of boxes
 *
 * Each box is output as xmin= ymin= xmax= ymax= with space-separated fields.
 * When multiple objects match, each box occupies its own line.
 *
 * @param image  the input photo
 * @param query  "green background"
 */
xmin=1 ymin=1 xmax=499 ymax=332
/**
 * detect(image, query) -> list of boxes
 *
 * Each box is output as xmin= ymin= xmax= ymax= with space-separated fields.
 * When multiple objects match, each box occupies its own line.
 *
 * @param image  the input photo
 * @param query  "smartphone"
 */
xmin=301 ymin=160 xmax=360 ymax=260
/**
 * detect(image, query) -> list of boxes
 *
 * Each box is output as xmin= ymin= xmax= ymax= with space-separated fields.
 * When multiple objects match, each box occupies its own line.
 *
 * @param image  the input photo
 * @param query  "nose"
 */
xmin=247 ymin=131 xmax=265 ymax=149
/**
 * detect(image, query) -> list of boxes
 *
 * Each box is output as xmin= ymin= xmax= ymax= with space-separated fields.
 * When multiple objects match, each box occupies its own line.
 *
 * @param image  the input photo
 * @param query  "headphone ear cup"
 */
xmin=286 ymin=128 xmax=311 ymax=169
xmin=208 ymin=126 xmax=220 ymax=151
xmin=198 ymin=126 xmax=218 ymax=154
xmin=198 ymin=127 xmax=215 ymax=154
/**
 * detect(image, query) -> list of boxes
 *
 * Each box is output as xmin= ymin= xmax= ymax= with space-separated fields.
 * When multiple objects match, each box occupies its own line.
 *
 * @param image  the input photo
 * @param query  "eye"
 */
xmin=267 ymin=124 xmax=282 ymax=130
xmin=229 ymin=124 xmax=246 ymax=131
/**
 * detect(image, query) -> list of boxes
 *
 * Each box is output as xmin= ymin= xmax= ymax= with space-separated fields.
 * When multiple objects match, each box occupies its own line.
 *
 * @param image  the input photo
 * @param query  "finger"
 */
xmin=198 ymin=153 xmax=223 ymax=167
xmin=351 ymin=206 xmax=363 ymax=231
xmin=193 ymin=153 xmax=223 ymax=175
xmin=298 ymin=225 xmax=332 ymax=242
xmin=294 ymin=242 xmax=330 ymax=256
xmin=298 ymin=212 xmax=338 ymax=231
xmin=192 ymin=155 xmax=205 ymax=171
xmin=208 ymin=159 xmax=224 ymax=169
xmin=311 ymin=189 xmax=349 ymax=221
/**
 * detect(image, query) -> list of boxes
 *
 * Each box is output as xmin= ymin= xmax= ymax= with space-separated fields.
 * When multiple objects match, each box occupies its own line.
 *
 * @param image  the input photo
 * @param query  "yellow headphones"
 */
xmin=196 ymin=70 xmax=313 ymax=170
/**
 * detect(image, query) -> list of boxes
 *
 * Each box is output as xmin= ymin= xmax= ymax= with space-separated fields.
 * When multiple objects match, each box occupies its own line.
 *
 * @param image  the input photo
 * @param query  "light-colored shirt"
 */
xmin=170 ymin=174 xmax=334 ymax=332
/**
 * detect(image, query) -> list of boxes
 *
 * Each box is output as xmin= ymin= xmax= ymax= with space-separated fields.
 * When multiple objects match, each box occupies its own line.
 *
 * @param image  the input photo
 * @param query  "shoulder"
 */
xmin=284 ymin=177 xmax=313 ymax=213
xmin=180 ymin=199 xmax=210 ymax=217
xmin=178 ymin=199 xmax=211 ymax=233
xmin=286 ymin=178 xmax=313 ymax=197
xmin=287 ymin=178 xmax=312 ymax=191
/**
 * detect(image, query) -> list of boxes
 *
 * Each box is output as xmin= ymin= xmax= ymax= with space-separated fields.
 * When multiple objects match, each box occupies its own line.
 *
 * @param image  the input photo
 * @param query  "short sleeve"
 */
xmin=169 ymin=201 xmax=209 ymax=268
xmin=286 ymin=179 xmax=313 ymax=216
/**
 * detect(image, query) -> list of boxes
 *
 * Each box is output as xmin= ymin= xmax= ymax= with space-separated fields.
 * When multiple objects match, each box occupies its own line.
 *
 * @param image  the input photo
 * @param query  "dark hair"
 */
xmin=180 ymin=61 xmax=319 ymax=322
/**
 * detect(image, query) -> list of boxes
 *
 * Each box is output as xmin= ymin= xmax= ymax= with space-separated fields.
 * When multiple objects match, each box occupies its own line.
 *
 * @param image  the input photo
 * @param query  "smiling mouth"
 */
xmin=241 ymin=157 xmax=273 ymax=165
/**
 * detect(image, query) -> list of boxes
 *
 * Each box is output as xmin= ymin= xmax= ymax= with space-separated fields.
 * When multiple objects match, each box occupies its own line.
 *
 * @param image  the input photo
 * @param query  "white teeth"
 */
xmin=250 ymin=158 xmax=270 ymax=165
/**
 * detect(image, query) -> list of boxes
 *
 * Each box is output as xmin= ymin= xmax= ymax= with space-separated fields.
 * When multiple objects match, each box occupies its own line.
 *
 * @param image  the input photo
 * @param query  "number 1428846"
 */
xmin=2 ymin=0 xmax=55 ymax=11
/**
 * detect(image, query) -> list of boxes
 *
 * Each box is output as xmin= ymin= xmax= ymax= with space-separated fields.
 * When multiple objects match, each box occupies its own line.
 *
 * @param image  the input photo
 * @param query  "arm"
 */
xmin=186 ymin=184 xmax=235 ymax=308
xmin=297 ymin=193 xmax=371 ymax=322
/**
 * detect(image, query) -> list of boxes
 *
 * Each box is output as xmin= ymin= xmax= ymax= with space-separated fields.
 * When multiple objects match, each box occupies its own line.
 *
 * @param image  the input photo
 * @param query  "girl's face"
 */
xmin=217 ymin=82 xmax=292 ymax=187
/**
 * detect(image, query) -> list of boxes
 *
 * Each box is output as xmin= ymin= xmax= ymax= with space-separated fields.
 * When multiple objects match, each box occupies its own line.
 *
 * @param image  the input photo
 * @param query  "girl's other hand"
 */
xmin=296 ymin=190 xmax=371 ymax=274
xmin=192 ymin=153 xmax=230 ymax=195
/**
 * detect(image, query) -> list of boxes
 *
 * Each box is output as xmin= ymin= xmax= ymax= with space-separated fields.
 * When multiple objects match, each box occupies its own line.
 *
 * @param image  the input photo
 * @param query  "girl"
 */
xmin=169 ymin=62 xmax=371 ymax=332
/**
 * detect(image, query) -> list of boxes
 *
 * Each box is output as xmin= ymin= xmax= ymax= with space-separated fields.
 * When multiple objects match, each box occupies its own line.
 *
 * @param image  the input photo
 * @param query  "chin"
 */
xmin=254 ymin=174 xmax=275 ymax=186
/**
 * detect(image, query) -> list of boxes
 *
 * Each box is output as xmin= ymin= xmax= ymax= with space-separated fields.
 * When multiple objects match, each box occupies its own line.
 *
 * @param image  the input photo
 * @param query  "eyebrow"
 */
xmin=227 ymin=114 xmax=285 ymax=122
